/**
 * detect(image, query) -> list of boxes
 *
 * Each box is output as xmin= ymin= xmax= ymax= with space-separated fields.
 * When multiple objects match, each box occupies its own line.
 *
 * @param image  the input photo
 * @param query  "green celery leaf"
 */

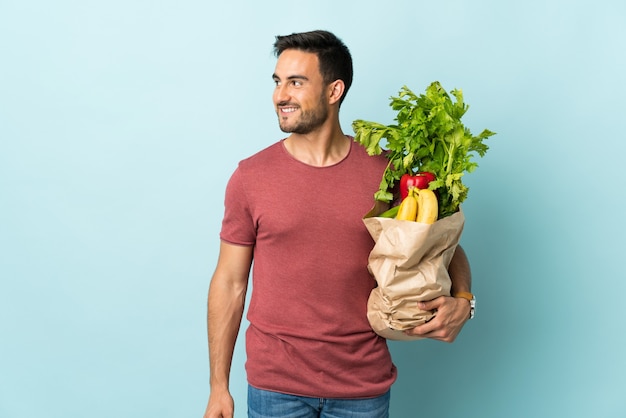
xmin=353 ymin=82 xmax=496 ymax=210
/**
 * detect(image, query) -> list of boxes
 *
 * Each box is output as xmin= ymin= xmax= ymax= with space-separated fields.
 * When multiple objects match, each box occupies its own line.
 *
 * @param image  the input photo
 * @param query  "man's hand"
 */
xmin=203 ymin=388 xmax=234 ymax=418
xmin=404 ymin=296 xmax=471 ymax=342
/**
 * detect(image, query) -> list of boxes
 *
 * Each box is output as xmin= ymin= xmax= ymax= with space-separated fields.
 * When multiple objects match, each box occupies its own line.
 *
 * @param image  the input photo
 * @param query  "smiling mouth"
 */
xmin=277 ymin=101 xmax=299 ymax=115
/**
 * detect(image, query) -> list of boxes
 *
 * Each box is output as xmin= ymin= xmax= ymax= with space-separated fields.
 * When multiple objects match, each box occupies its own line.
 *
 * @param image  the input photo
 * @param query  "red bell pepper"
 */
xmin=400 ymin=172 xmax=436 ymax=200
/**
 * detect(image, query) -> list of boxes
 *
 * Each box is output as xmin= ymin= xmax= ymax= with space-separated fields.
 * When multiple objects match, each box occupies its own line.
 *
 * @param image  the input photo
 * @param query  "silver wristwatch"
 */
xmin=468 ymin=295 xmax=476 ymax=319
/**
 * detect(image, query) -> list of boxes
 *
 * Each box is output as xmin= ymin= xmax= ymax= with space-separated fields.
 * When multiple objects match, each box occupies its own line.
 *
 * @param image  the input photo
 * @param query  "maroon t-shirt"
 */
xmin=220 ymin=138 xmax=397 ymax=398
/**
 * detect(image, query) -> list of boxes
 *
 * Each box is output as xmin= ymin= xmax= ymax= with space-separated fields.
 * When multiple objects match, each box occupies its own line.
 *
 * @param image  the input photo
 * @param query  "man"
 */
xmin=203 ymin=30 xmax=473 ymax=418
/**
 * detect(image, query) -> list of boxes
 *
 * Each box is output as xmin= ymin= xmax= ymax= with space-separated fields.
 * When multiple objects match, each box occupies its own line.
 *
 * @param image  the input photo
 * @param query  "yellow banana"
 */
xmin=416 ymin=189 xmax=438 ymax=224
xmin=395 ymin=189 xmax=418 ymax=221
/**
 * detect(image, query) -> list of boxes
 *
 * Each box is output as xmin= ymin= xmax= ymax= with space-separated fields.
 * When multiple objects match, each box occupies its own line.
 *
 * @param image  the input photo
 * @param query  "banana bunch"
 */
xmin=395 ymin=188 xmax=438 ymax=224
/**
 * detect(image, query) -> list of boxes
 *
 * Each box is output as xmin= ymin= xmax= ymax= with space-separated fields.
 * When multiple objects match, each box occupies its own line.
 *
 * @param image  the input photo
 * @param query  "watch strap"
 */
xmin=453 ymin=292 xmax=475 ymax=319
xmin=453 ymin=291 xmax=474 ymax=301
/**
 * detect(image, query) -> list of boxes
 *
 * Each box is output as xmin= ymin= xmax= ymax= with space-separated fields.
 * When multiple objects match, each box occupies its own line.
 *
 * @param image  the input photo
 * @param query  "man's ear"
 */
xmin=327 ymin=80 xmax=345 ymax=105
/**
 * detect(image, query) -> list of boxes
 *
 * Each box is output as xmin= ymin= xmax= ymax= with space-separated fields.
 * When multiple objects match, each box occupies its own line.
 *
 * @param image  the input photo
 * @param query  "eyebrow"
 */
xmin=272 ymin=73 xmax=309 ymax=81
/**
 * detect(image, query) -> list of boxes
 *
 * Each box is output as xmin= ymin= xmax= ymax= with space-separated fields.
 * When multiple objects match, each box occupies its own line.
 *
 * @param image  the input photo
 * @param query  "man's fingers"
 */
xmin=417 ymin=296 xmax=445 ymax=311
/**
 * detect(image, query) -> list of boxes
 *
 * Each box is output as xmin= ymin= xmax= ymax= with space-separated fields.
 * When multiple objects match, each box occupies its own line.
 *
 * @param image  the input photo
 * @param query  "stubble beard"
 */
xmin=277 ymin=96 xmax=329 ymax=135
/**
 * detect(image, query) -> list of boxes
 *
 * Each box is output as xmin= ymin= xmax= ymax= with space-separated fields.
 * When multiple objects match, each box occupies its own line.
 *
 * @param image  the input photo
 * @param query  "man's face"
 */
xmin=272 ymin=49 xmax=329 ymax=134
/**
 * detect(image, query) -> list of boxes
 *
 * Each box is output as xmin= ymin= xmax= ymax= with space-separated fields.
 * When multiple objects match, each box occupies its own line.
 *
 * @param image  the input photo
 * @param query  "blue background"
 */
xmin=1 ymin=1 xmax=625 ymax=417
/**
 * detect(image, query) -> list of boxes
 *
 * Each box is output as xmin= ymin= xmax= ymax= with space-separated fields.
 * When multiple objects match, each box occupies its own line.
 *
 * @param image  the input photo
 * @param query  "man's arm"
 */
xmin=203 ymin=241 xmax=253 ymax=418
xmin=448 ymin=245 xmax=472 ymax=296
xmin=404 ymin=245 xmax=472 ymax=342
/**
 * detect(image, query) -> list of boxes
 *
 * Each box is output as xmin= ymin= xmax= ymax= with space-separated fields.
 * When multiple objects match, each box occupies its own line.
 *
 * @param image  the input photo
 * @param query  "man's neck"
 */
xmin=283 ymin=123 xmax=350 ymax=167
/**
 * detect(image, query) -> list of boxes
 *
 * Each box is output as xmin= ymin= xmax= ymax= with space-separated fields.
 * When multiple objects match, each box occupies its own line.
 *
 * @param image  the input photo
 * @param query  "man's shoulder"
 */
xmin=350 ymin=140 xmax=389 ymax=166
xmin=238 ymin=140 xmax=285 ymax=169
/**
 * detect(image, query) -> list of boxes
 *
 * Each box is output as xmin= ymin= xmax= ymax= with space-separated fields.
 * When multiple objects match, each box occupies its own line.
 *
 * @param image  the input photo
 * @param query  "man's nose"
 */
xmin=274 ymin=84 xmax=290 ymax=104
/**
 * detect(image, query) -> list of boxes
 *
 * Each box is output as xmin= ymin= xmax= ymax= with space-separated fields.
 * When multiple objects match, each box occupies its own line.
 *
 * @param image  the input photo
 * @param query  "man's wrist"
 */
xmin=453 ymin=291 xmax=475 ymax=319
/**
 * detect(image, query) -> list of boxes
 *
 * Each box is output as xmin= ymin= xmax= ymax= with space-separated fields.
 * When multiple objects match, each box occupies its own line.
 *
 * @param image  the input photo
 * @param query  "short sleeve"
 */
xmin=219 ymin=166 xmax=256 ymax=246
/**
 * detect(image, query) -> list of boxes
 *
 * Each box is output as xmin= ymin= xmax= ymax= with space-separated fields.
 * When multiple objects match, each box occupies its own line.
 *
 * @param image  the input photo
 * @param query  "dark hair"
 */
xmin=273 ymin=30 xmax=353 ymax=106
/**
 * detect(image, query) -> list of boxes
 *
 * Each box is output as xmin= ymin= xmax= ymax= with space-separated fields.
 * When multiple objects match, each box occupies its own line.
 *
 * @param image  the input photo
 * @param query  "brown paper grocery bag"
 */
xmin=363 ymin=209 xmax=465 ymax=341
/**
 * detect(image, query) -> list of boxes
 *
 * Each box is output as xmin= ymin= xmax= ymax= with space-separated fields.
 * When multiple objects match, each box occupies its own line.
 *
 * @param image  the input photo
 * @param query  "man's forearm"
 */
xmin=207 ymin=278 xmax=247 ymax=390
xmin=449 ymin=245 xmax=471 ymax=295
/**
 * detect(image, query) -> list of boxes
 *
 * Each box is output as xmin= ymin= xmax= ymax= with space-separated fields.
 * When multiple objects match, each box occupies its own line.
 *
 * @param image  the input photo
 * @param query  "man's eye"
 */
xmin=292 ymin=80 xmax=302 ymax=87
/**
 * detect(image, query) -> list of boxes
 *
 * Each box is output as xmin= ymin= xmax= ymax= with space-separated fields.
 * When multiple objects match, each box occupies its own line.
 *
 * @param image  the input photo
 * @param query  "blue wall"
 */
xmin=1 ymin=1 xmax=625 ymax=417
